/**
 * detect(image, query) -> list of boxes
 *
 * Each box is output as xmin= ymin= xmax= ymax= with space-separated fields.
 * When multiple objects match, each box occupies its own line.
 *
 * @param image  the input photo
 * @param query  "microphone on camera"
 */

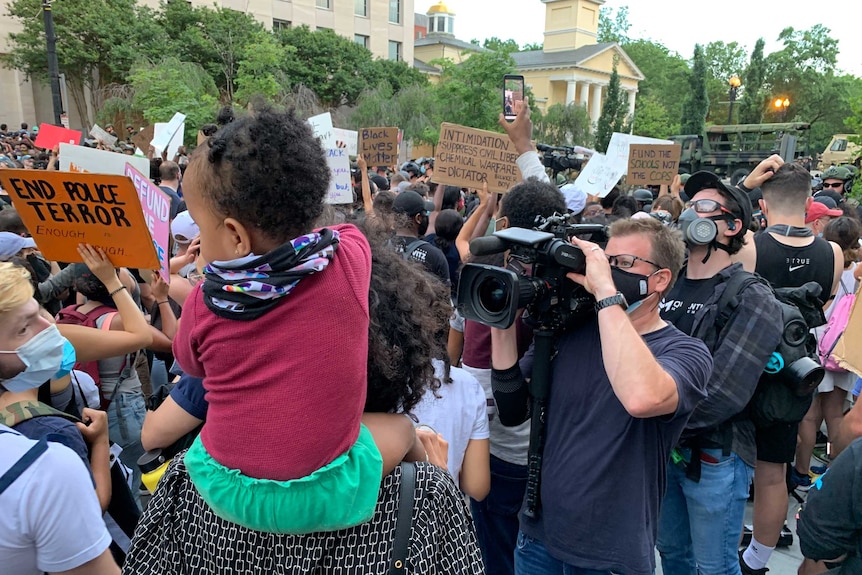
xmin=470 ymin=236 xmax=509 ymax=257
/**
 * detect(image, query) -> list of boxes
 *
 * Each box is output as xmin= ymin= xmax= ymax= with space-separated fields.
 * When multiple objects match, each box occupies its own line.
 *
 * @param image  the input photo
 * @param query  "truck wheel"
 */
xmin=731 ymin=169 xmax=750 ymax=187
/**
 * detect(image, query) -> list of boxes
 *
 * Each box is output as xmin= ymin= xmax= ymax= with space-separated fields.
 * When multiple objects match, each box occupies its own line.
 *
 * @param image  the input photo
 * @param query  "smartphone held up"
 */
xmin=503 ymin=75 xmax=525 ymax=122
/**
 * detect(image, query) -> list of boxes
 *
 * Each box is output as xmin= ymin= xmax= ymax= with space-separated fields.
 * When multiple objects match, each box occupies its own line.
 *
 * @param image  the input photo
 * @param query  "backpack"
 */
xmin=0 ymin=400 xmax=141 ymax=564
xmin=716 ymin=272 xmax=826 ymax=428
xmin=56 ymin=305 xmax=123 ymax=409
xmin=396 ymin=237 xmax=429 ymax=261
xmin=818 ymin=279 xmax=855 ymax=372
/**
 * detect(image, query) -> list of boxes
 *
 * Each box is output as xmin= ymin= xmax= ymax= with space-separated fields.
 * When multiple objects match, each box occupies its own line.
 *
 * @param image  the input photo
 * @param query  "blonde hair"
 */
xmin=0 ymin=262 xmax=34 ymax=314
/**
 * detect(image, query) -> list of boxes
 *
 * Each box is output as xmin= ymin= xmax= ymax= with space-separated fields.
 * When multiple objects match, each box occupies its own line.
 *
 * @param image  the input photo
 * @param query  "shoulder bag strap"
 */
xmin=98 ymin=312 xmax=132 ymax=407
xmin=402 ymin=239 xmax=427 ymax=259
xmin=390 ymin=461 xmax=416 ymax=575
xmin=0 ymin=435 xmax=48 ymax=496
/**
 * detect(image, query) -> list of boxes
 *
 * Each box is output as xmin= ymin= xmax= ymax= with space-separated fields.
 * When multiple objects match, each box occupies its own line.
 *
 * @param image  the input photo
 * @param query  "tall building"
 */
xmin=0 ymin=0 xmax=415 ymax=128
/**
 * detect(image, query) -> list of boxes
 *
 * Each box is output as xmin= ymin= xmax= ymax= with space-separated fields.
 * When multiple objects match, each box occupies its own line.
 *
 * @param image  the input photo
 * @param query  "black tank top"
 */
xmin=754 ymin=232 xmax=834 ymax=304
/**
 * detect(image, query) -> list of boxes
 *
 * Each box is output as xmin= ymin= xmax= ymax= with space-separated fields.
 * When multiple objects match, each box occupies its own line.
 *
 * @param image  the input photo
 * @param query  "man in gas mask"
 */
xmin=740 ymin=157 xmax=843 ymax=575
xmin=656 ymin=172 xmax=783 ymax=575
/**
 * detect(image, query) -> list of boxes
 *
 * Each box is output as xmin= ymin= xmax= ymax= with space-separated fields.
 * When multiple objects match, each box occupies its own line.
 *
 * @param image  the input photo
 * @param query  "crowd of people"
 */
xmin=1 ymin=98 xmax=862 ymax=575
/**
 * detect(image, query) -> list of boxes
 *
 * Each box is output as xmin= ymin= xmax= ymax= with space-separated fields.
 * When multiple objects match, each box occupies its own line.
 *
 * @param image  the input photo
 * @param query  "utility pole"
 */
xmin=42 ymin=0 xmax=63 ymax=125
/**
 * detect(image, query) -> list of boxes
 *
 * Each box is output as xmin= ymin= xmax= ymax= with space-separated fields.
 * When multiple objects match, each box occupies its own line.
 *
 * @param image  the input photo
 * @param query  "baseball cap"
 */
xmin=171 ymin=210 xmax=200 ymax=244
xmin=805 ymin=202 xmax=842 ymax=224
xmin=813 ymin=195 xmax=839 ymax=209
xmin=392 ymin=190 xmax=434 ymax=217
xmin=0 ymin=232 xmax=36 ymax=257
xmin=684 ymin=171 xmax=752 ymax=234
xmin=815 ymin=189 xmax=845 ymax=206
xmin=370 ymin=174 xmax=390 ymax=191
xmin=559 ymin=183 xmax=587 ymax=214
xmin=821 ymin=166 xmax=852 ymax=181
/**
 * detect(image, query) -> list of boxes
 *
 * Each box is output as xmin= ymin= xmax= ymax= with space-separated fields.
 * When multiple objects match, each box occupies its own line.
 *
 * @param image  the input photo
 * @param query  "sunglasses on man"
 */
xmin=822 ymin=182 xmax=844 ymax=189
xmin=685 ymin=199 xmax=735 ymax=217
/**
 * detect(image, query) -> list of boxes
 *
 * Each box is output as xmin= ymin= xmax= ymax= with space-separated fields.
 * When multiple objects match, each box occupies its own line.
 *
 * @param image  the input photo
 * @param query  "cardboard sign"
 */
xmin=124 ymin=163 xmax=172 ymax=282
xmin=0 ymin=169 xmax=159 ymax=269
xmin=154 ymin=121 xmax=185 ymax=159
xmin=325 ymin=148 xmax=353 ymax=204
xmin=150 ymin=113 xmax=186 ymax=154
xmin=59 ymin=143 xmax=150 ymax=177
xmin=574 ymin=153 xmax=626 ymax=198
xmin=359 ymin=127 xmax=399 ymax=166
xmin=308 ymin=112 xmax=335 ymax=148
xmin=89 ymin=124 xmax=118 ymax=147
xmin=33 ymin=123 xmax=82 ymax=150
xmin=131 ymin=125 xmax=155 ymax=154
xmin=627 ymin=144 xmax=682 ymax=186
xmin=333 ymin=128 xmax=358 ymax=156
xmin=832 ymin=286 xmax=862 ymax=377
xmin=433 ymin=123 xmax=522 ymax=194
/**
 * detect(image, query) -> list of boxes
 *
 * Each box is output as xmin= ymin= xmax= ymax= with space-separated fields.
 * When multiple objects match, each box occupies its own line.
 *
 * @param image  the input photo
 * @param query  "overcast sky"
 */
xmin=415 ymin=0 xmax=860 ymax=76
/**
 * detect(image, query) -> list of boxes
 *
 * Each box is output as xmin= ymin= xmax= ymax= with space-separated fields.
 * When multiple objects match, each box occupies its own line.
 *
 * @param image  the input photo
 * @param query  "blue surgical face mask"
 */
xmin=0 ymin=325 xmax=69 ymax=393
xmin=54 ymin=339 xmax=77 ymax=379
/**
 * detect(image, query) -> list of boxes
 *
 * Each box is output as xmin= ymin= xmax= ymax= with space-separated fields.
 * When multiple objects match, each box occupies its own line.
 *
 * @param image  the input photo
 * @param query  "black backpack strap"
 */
xmin=714 ymin=271 xmax=764 ymax=333
xmin=390 ymin=462 xmax=416 ymax=575
xmin=0 ymin=434 xmax=48 ymax=496
xmin=402 ymin=239 xmax=428 ymax=260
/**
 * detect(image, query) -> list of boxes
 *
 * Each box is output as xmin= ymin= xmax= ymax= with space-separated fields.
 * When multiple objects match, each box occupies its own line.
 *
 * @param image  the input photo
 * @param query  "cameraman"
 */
xmin=490 ymin=99 xmax=712 ymax=575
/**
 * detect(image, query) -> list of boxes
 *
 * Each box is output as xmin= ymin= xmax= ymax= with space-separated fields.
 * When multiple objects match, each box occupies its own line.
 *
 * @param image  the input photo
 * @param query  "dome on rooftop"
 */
xmin=427 ymin=2 xmax=454 ymax=15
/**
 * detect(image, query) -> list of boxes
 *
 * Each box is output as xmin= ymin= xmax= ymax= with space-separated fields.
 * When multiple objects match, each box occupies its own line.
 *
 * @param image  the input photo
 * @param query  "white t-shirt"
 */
xmin=411 ymin=360 xmax=490 ymax=490
xmin=0 ymin=425 xmax=112 ymax=575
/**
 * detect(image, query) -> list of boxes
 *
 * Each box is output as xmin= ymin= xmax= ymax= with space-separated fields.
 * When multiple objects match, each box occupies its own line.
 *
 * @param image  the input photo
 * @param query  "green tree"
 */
xmin=631 ymin=94 xmax=678 ymax=139
xmin=277 ymin=26 xmax=381 ymax=108
xmin=534 ymin=103 xmax=592 ymax=148
xmin=234 ymin=34 xmax=293 ymax=106
xmin=3 ymin=0 xmax=166 ymax=126
xmin=127 ymin=58 xmax=219 ymax=147
xmin=482 ymin=37 xmax=520 ymax=53
xmin=162 ymin=3 xmax=267 ymax=102
xmin=597 ymin=5 xmax=630 ymax=44
xmin=522 ymin=42 xmax=544 ymax=51
xmin=432 ymin=50 xmax=517 ymax=131
xmin=702 ymin=41 xmax=748 ymax=124
xmin=624 ymin=40 xmax=690 ymax=133
xmin=680 ymin=44 xmax=709 ymax=135
xmin=349 ymin=82 xmax=441 ymax=145
xmin=595 ymin=59 xmax=630 ymax=152
xmin=738 ymin=38 xmax=767 ymax=124
xmin=370 ymin=59 xmax=429 ymax=93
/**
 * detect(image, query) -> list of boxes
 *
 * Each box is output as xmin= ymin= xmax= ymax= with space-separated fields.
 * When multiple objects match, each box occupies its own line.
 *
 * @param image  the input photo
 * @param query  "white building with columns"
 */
xmin=512 ymin=0 xmax=643 ymax=127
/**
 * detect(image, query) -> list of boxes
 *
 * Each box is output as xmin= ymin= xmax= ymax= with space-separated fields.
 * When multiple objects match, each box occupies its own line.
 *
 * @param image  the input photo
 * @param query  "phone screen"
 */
xmin=503 ymin=75 xmax=525 ymax=121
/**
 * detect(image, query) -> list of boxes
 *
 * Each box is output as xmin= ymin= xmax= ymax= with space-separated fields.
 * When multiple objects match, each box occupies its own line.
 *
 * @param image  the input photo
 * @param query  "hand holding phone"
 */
xmin=503 ymin=75 xmax=525 ymax=122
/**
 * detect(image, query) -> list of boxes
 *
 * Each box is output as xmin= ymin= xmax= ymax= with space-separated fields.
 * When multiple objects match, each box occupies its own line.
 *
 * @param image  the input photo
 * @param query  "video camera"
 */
xmin=537 ymin=143 xmax=585 ymax=177
xmin=457 ymin=213 xmax=608 ymax=332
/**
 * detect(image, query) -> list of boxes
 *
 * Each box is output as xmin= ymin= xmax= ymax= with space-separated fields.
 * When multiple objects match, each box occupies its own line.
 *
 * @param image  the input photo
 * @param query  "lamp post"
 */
xmin=774 ymin=97 xmax=790 ymax=122
xmin=42 ymin=0 xmax=64 ymax=126
xmin=727 ymin=75 xmax=741 ymax=124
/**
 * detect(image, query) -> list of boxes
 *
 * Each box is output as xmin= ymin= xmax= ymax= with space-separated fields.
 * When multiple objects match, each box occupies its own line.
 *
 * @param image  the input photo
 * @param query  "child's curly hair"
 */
xmin=186 ymin=106 xmax=331 ymax=243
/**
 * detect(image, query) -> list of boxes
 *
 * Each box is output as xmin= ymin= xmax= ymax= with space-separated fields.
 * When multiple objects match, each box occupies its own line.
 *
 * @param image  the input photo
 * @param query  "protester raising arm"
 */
xmin=455 ymin=182 xmax=491 ymax=262
xmin=57 ymin=245 xmax=152 ymax=361
xmin=357 ymin=153 xmax=374 ymax=216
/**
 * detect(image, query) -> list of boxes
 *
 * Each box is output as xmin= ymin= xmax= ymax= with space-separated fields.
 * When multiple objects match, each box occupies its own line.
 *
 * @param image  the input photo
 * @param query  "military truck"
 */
xmin=669 ymin=122 xmax=811 ymax=186
xmin=818 ymin=134 xmax=861 ymax=170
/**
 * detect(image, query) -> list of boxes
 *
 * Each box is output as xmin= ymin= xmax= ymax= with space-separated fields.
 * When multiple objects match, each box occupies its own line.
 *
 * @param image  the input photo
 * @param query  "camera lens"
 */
xmin=478 ymin=276 xmax=510 ymax=314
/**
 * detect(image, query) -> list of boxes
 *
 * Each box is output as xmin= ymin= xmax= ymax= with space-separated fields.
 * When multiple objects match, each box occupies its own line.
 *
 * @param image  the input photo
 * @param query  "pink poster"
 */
xmin=124 ymin=163 xmax=172 ymax=284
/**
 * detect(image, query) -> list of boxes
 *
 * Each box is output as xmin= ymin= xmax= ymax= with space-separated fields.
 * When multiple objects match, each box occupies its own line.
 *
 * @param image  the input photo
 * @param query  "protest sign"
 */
xmin=325 ymin=148 xmax=353 ymax=204
xmin=33 ymin=124 xmax=82 ymax=150
xmin=89 ymin=124 xmax=118 ymax=147
xmin=131 ymin=125 xmax=155 ymax=154
xmin=433 ymin=123 xmax=522 ymax=194
xmin=124 ymin=163 xmax=172 ymax=282
xmin=0 ymin=169 xmax=159 ymax=269
xmin=359 ymin=127 xmax=399 ymax=166
xmin=333 ymin=128 xmax=358 ymax=156
xmin=154 ymin=121 xmax=185 ymax=159
xmin=606 ymin=133 xmax=672 ymax=174
xmin=150 ymin=113 xmax=186 ymax=154
xmin=573 ymin=153 xmax=626 ymax=198
xmin=60 ymin=143 xmax=150 ymax=177
xmin=626 ymin=144 xmax=682 ymax=186
xmin=308 ymin=112 xmax=335 ymax=148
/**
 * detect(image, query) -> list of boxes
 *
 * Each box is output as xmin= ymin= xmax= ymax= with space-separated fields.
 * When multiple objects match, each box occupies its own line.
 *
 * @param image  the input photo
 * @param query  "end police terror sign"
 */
xmin=0 ymin=169 xmax=159 ymax=269
xmin=433 ymin=122 xmax=522 ymax=194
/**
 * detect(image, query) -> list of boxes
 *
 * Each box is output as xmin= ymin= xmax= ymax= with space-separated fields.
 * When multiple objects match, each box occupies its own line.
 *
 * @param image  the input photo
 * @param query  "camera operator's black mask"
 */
xmin=610 ymin=267 xmax=652 ymax=310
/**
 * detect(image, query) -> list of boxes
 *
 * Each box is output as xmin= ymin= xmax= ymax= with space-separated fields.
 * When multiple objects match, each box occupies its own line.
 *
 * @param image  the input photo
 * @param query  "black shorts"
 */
xmin=755 ymin=421 xmax=799 ymax=464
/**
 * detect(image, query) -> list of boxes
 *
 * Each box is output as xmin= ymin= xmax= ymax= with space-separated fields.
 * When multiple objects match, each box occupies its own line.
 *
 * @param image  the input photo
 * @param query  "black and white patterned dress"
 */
xmin=123 ymin=453 xmax=485 ymax=574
